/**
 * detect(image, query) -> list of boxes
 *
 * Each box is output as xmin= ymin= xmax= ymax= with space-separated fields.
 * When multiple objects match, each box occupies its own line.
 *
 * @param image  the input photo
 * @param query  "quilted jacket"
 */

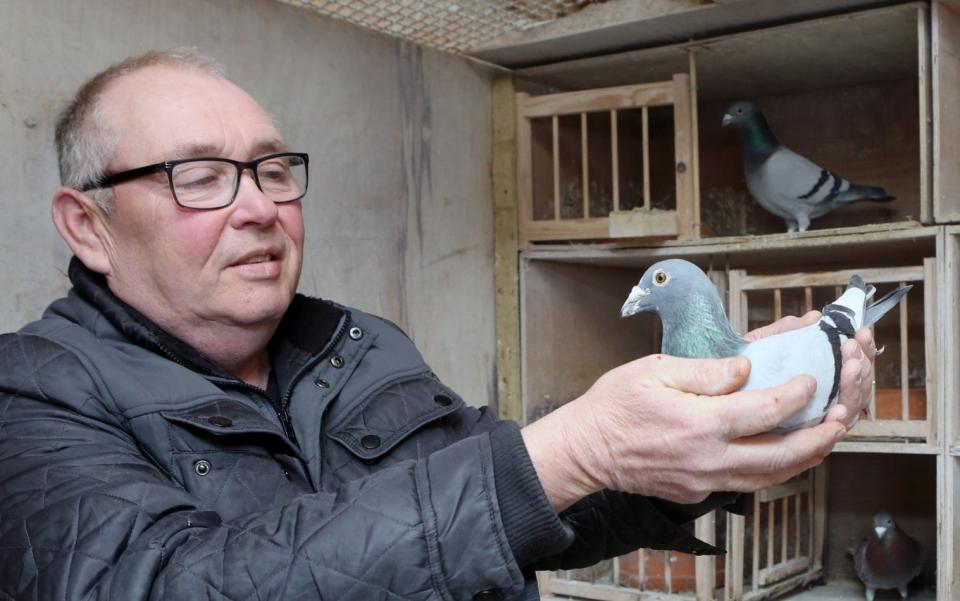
xmin=0 ymin=259 xmax=724 ymax=601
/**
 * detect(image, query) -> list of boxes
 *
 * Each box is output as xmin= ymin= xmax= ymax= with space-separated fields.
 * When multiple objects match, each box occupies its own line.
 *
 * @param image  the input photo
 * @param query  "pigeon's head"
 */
xmin=872 ymin=512 xmax=896 ymax=541
xmin=621 ymin=259 xmax=714 ymax=318
xmin=722 ymin=100 xmax=762 ymax=128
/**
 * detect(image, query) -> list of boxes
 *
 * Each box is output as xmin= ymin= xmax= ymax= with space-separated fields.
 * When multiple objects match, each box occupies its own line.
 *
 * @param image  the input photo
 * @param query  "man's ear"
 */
xmin=51 ymin=187 xmax=113 ymax=275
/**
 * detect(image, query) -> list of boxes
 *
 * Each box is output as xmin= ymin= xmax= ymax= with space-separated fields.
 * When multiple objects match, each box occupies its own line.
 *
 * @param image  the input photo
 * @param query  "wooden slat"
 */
xmin=672 ymin=73 xmax=694 ymax=239
xmin=767 ymin=501 xmax=774 ymax=569
xmin=520 ymin=217 xmax=610 ymax=241
xmin=688 ymin=47 xmax=701 ymax=238
xmin=637 ymin=548 xmax=645 ymax=591
xmin=933 ymin=1 xmax=960 ymax=222
xmin=794 ymin=494 xmax=801 ymax=559
xmin=663 ymin=550 xmax=672 ymax=594
xmin=781 ymin=497 xmax=788 ymax=564
xmin=741 ymin=568 xmax=823 ymax=601
xmin=581 ymin=112 xmax=589 ymax=218
xmin=725 ymin=513 xmax=745 ymax=600
xmin=757 ymin=479 xmax=807 ymax=503
xmin=919 ymin=3 xmax=933 ymax=223
xmin=734 ymin=266 xmax=924 ymax=291
xmin=757 ymin=557 xmax=810 ymax=587
xmin=900 ymin=282 xmax=909 ymax=420
xmin=835 ymin=440 xmax=941 ymax=454
xmin=773 ymin=288 xmax=782 ymax=320
xmin=752 ymin=494 xmax=760 ymax=592
xmin=642 ymin=105 xmax=651 ymax=211
xmin=552 ymin=115 xmax=560 ymax=220
xmin=813 ymin=465 xmax=827 ymax=571
xmin=849 ymin=419 xmax=929 ymax=439
xmin=611 ymin=110 xmax=619 ymax=212
xmin=694 ymin=513 xmax=716 ymax=600
xmin=807 ymin=474 xmax=815 ymax=572
xmin=519 ymin=80 xmax=675 ymax=118
xmin=514 ymin=92 xmax=534 ymax=246
xmin=923 ymin=257 xmax=938 ymax=445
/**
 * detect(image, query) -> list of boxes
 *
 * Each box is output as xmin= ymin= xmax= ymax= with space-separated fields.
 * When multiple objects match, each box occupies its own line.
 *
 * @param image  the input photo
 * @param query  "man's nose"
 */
xmin=230 ymin=168 xmax=279 ymax=226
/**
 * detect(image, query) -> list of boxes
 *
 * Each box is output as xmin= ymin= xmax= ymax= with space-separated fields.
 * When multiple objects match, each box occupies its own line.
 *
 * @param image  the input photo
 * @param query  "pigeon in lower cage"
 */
xmin=619 ymin=259 xmax=910 ymax=432
xmin=848 ymin=512 xmax=925 ymax=601
xmin=722 ymin=100 xmax=895 ymax=233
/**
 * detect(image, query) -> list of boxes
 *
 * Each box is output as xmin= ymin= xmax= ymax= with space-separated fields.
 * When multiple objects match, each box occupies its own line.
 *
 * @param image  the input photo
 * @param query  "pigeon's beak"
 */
xmin=721 ymin=113 xmax=733 ymax=127
xmin=621 ymin=285 xmax=651 ymax=317
xmin=874 ymin=526 xmax=887 ymax=539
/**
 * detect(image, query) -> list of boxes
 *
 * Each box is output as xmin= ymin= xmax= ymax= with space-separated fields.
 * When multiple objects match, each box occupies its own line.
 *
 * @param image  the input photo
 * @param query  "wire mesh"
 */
xmin=280 ymin=0 xmax=606 ymax=54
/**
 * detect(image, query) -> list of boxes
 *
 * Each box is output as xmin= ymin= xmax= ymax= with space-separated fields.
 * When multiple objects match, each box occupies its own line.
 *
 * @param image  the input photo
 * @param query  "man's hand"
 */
xmin=522 ymin=312 xmax=877 ymax=512
xmin=745 ymin=310 xmax=877 ymax=429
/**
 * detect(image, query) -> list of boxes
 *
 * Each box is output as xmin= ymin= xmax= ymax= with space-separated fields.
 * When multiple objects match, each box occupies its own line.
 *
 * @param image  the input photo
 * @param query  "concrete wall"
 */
xmin=0 ymin=0 xmax=497 ymax=406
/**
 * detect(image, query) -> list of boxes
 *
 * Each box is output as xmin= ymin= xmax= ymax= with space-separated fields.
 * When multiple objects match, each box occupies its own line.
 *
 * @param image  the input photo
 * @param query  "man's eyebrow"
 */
xmin=251 ymin=139 xmax=289 ymax=156
xmin=171 ymin=143 xmax=219 ymax=160
xmin=169 ymin=139 xmax=289 ymax=161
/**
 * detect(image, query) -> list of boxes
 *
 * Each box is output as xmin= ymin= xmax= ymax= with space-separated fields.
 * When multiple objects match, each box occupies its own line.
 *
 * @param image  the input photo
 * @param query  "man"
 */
xmin=0 ymin=50 xmax=874 ymax=600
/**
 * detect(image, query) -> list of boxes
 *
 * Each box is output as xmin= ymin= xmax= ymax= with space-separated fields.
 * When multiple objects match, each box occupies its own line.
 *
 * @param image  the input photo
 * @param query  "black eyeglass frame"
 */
xmin=78 ymin=152 xmax=310 ymax=210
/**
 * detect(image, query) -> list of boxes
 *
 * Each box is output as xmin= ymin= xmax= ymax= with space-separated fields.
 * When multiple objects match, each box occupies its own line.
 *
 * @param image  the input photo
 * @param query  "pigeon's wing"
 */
xmin=754 ymin=147 xmax=851 ymax=209
xmin=739 ymin=325 xmax=839 ymax=432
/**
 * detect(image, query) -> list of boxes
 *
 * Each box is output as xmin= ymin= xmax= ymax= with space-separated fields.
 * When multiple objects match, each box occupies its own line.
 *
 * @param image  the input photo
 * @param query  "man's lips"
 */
xmin=229 ymin=247 xmax=283 ymax=267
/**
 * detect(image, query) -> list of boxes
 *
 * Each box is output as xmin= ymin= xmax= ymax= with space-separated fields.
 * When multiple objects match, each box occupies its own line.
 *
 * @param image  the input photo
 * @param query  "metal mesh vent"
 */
xmin=280 ymin=0 xmax=606 ymax=54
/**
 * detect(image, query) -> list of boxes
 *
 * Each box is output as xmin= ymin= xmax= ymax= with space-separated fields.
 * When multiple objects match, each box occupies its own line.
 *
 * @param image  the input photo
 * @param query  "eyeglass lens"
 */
xmin=171 ymin=155 xmax=307 ymax=208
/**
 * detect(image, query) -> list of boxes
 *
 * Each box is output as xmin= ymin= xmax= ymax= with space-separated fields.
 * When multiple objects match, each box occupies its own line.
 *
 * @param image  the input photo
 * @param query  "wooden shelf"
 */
xmin=522 ymin=222 xmax=937 ymax=270
xmin=787 ymin=581 xmax=935 ymax=601
xmin=835 ymin=441 xmax=941 ymax=455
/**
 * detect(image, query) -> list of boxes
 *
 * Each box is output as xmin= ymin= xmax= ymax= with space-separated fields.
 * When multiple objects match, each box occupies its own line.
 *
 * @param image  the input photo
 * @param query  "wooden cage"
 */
xmin=728 ymin=264 xmax=938 ymax=446
xmin=516 ymin=75 xmax=698 ymax=244
xmin=498 ymin=1 xmax=960 ymax=599
xmin=512 ymin=2 xmax=960 ymax=243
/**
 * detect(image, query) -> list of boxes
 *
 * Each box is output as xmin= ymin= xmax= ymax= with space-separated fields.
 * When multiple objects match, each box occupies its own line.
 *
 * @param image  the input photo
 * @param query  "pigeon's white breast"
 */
xmin=739 ymin=324 xmax=839 ymax=432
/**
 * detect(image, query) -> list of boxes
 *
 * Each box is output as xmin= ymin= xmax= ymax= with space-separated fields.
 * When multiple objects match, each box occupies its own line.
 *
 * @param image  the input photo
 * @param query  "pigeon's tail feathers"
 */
xmin=835 ymin=183 xmax=896 ymax=204
xmin=864 ymin=285 xmax=913 ymax=328
xmin=846 ymin=274 xmax=867 ymax=293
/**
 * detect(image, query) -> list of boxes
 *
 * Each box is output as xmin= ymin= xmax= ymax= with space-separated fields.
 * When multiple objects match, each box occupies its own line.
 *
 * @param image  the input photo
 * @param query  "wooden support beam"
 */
xmin=493 ymin=76 xmax=522 ymax=422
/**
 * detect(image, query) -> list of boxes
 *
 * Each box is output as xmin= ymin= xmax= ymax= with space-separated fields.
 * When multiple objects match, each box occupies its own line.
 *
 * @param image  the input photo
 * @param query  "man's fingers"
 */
xmin=635 ymin=354 xmax=751 ymax=396
xmin=855 ymin=327 xmax=877 ymax=360
xmin=721 ymin=421 xmax=844 ymax=476
xmin=744 ymin=310 xmax=820 ymax=342
xmin=823 ymin=403 xmax=850 ymax=426
xmin=712 ymin=375 xmax=816 ymax=439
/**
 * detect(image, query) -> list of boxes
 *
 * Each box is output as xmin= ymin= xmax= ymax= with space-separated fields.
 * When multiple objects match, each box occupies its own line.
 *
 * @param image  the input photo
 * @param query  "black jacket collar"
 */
xmin=68 ymin=257 xmax=346 ymax=383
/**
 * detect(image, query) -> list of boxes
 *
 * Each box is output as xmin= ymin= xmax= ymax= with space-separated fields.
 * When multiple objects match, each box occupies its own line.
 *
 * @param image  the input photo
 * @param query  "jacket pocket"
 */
xmin=328 ymin=373 xmax=464 ymax=462
xmin=160 ymin=398 xmax=298 ymax=455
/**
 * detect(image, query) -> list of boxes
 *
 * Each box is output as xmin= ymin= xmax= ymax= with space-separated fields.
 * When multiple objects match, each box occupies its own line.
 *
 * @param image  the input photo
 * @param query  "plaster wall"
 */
xmin=0 ymin=0 xmax=496 ymax=406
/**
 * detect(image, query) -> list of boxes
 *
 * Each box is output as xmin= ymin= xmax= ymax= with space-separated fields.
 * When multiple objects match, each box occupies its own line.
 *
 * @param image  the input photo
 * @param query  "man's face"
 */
xmin=93 ymin=66 xmax=305 ymax=336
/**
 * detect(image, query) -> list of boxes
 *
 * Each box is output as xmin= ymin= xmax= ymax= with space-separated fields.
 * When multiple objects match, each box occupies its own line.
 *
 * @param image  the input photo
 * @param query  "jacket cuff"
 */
xmin=489 ymin=420 xmax=574 ymax=567
xmin=649 ymin=491 xmax=744 ymax=524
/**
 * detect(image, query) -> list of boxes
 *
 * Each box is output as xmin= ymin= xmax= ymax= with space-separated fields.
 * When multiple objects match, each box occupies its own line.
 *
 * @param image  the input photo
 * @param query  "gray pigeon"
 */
xmin=848 ymin=512 xmax=925 ymax=600
xmin=722 ymin=100 xmax=895 ymax=233
xmin=620 ymin=259 xmax=910 ymax=432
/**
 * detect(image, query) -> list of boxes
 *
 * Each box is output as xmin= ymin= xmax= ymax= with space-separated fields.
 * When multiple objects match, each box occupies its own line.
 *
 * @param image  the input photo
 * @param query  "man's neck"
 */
xmin=158 ymin=320 xmax=277 ymax=389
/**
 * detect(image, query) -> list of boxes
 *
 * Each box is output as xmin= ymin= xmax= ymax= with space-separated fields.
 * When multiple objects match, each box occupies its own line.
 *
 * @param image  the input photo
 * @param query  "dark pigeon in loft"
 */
xmin=848 ymin=511 xmax=926 ymax=601
xmin=722 ymin=100 xmax=895 ymax=233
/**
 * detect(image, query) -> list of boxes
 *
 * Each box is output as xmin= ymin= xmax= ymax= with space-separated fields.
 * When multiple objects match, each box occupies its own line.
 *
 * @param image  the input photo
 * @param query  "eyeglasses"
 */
xmin=79 ymin=152 xmax=309 ymax=210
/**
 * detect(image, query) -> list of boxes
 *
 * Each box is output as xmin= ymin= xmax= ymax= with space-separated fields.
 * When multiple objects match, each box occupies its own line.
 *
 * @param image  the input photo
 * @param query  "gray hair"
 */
xmin=54 ymin=48 xmax=224 ymax=213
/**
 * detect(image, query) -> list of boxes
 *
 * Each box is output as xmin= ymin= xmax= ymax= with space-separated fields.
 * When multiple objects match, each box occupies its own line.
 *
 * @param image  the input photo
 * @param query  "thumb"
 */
xmin=635 ymin=354 xmax=751 ymax=396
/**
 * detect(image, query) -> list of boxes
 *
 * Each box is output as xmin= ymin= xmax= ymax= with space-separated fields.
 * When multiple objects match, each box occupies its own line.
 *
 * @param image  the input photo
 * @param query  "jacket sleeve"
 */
xmin=0 ymin=336 xmax=568 ymax=601
xmin=477 ymin=414 xmax=732 ymax=570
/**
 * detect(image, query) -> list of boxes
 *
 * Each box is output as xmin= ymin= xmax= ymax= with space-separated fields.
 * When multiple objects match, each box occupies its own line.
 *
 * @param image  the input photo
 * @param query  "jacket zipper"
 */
xmin=150 ymin=335 xmax=301 ymax=449
xmin=148 ymin=313 xmax=352 ymax=455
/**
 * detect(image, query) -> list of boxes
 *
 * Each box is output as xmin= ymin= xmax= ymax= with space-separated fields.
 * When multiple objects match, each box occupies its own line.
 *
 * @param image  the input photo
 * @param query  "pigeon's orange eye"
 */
xmin=653 ymin=270 xmax=669 ymax=285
